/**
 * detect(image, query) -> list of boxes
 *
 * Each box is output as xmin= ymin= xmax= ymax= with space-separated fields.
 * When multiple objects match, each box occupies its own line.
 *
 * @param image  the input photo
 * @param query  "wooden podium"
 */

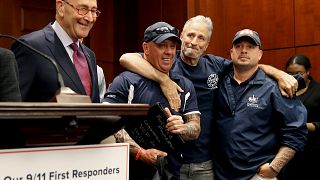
xmin=0 ymin=102 xmax=149 ymax=148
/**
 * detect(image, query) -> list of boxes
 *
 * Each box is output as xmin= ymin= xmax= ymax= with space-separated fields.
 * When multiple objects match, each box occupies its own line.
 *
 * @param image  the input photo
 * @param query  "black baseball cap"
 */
xmin=144 ymin=22 xmax=181 ymax=44
xmin=232 ymin=29 xmax=261 ymax=48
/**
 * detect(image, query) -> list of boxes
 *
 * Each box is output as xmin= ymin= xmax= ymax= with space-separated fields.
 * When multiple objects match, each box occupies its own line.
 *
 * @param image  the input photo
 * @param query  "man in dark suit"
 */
xmin=0 ymin=48 xmax=21 ymax=102
xmin=11 ymin=0 xmax=100 ymax=103
xmin=11 ymin=0 xmax=107 ymax=144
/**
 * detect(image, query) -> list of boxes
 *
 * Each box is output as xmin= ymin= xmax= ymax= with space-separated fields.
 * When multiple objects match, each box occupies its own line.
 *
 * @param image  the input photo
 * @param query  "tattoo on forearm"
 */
xmin=114 ymin=130 xmax=125 ymax=143
xmin=181 ymin=113 xmax=200 ymax=140
xmin=114 ymin=129 xmax=140 ymax=154
xmin=271 ymin=147 xmax=295 ymax=172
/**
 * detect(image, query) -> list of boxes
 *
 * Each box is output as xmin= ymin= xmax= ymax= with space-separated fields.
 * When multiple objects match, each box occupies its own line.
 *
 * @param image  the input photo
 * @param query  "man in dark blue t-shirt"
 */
xmin=104 ymin=22 xmax=201 ymax=179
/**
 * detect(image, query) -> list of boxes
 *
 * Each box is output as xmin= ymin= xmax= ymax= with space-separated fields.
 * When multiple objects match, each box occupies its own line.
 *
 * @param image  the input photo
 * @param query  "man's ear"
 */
xmin=56 ymin=0 xmax=64 ymax=17
xmin=229 ymin=48 xmax=235 ymax=60
xmin=142 ymin=42 xmax=149 ymax=55
xmin=258 ymin=50 xmax=263 ymax=61
xmin=229 ymin=48 xmax=233 ymax=55
xmin=203 ymin=40 xmax=210 ymax=52
xmin=180 ymin=31 xmax=184 ymax=40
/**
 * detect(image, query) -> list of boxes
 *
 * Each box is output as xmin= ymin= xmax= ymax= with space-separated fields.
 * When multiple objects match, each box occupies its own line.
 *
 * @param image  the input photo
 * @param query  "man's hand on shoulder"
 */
xmin=277 ymin=71 xmax=298 ymax=98
xmin=259 ymin=64 xmax=298 ymax=98
xmin=160 ymin=76 xmax=184 ymax=112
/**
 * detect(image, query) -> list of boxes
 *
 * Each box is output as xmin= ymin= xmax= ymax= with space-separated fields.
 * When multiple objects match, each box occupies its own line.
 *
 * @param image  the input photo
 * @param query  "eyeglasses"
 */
xmin=62 ymin=0 xmax=101 ymax=18
xmin=145 ymin=26 xmax=179 ymax=42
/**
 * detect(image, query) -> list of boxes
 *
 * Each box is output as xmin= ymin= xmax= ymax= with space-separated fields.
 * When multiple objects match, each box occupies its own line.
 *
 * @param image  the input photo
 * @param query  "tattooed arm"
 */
xmin=270 ymin=146 xmax=296 ymax=173
xmin=180 ymin=113 xmax=201 ymax=140
xmin=164 ymin=107 xmax=201 ymax=141
xmin=114 ymin=129 xmax=141 ymax=155
xmin=257 ymin=146 xmax=296 ymax=178
xmin=114 ymin=129 xmax=167 ymax=165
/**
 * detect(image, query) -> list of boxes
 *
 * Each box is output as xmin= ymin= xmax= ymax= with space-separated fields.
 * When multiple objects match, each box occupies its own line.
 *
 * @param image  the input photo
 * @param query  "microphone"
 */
xmin=0 ymin=34 xmax=91 ymax=103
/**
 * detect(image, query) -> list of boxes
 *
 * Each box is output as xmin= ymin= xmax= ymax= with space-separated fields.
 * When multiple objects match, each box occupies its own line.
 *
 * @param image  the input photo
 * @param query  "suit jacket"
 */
xmin=0 ymin=48 xmax=21 ymax=102
xmin=11 ymin=24 xmax=99 ymax=103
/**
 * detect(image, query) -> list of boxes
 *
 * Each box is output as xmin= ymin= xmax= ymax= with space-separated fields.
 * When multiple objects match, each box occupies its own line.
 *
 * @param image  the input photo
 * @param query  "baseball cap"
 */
xmin=144 ymin=22 xmax=181 ymax=44
xmin=232 ymin=29 xmax=261 ymax=48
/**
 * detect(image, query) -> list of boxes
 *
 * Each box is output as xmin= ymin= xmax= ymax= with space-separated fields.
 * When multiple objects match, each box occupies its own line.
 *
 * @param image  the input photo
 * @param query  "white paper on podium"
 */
xmin=0 ymin=143 xmax=129 ymax=180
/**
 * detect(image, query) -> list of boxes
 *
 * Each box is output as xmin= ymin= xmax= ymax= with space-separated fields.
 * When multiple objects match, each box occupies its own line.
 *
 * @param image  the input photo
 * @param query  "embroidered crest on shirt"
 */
xmin=247 ymin=94 xmax=259 ymax=108
xmin=207 ymin=73 xmax=218 ymax=89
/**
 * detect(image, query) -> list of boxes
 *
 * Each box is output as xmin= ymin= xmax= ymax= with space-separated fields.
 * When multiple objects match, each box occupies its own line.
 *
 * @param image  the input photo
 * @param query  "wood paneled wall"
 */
xmin=0 ymin=0 xmax=319 ymax=83
xmin=189 ymin=0 xmax=320 ymax=81
xmin=111 ymin=0 xmax=187 ymax=83
xmin=0 ymin=0 xmax=55 ymax=47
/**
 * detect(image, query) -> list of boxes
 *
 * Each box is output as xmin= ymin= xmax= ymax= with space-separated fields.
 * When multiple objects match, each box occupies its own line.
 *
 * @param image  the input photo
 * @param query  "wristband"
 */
xmin=134 ymin=148 xmax=144 ymax=160
xmin=269 ymin=163 xmax=279 ymax=174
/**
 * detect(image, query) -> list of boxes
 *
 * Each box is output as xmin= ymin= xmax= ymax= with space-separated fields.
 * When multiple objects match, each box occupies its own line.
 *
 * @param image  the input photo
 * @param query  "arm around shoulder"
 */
xmin=119 ymin=53 xmax=183 ymax=111
xmin=259 ymin=64 xmax=297 ymax=98
xmin=119 ymin=53 xmax=166 ymax=83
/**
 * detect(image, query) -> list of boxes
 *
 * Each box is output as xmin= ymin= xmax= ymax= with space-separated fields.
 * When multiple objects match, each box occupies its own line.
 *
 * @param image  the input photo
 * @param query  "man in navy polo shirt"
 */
xmin=103 ymin=22 xmax=201 ymax=179
xmin=214 ymin=29 xmax=307 ymax=180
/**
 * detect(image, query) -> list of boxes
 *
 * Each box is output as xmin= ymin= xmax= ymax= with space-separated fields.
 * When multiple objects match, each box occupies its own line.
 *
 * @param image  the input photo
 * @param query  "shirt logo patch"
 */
xmin=207 ymin=74 xmax=218 ymax=89
xmin=247 ymin=94 xmax=259 ymax=108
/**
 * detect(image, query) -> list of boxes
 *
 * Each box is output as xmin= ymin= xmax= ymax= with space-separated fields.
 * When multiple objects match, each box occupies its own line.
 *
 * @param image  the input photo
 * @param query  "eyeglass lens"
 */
xmin=63 ymin=0 xmax=101 ymax=17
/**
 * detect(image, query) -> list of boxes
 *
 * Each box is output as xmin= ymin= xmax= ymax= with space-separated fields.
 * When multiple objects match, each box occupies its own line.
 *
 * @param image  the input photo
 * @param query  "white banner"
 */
xmin=0 ymin=143 xmax=129 ymax=180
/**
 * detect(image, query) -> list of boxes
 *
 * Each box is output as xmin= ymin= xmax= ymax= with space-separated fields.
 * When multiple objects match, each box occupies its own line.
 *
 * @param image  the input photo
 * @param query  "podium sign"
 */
xmin=0 ymin=143 xmax=129 ymax=180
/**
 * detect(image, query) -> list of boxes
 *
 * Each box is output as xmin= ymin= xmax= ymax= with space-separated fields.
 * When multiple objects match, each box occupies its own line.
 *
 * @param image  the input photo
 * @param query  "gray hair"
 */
xmin=183 ymin=15 xmax=213 ymax=40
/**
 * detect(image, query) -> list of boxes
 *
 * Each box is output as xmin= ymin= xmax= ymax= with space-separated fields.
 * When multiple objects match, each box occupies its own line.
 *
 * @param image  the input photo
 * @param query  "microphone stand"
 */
xmin=0 ymin=34 xmax=91 ymax=103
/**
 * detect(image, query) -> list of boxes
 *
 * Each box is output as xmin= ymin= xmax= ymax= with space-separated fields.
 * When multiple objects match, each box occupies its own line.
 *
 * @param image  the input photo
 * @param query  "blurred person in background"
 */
xmin=284 ymin=54 xmax=320 ymax=180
